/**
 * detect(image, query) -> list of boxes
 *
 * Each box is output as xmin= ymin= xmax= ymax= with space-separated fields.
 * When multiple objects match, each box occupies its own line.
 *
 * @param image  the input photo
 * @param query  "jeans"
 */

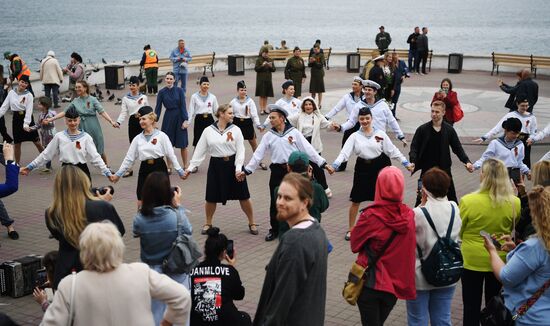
xmin=408 ymin=49 xmax=417 ymax=72
xmin=357 ymin=287 xmax=397 ymax=326
xmin=406 ymin=287 xmax=455 ymax=326
xmin=43 ymin=84 xmax=60 ymax=106
xmin=175 ymin=72 xmax=188 ymax=94
xmin=150 ymin=264 xmax=190 ymax=326
xmin=461 ymin=268 xmax=501 ymax=326
xmin=0 ymin=199 xmax=14 ymax=227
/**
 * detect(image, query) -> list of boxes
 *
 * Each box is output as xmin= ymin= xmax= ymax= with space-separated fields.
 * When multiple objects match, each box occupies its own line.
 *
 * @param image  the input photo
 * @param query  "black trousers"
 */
xmin=357 ymin=287 xmax=397 ymax=326
xmin=416 ymin=50 xmax=428 ymax=73
xmin=305 ymin=137 xmax=328 ymax=189
xmin=415 ymin=168 xmax=457 ymax=207
xmin=269 ymin=163 xmax=288 ymax=233
xmin=518 ymin=133 xmax=531 ymax=168
xmin=461 ymin=268 xmax=502 ymax=326
xmin=0 ymin=116 xmax=13 ymax=143
xmin=339 ymin=122 xmax=360 ymax=171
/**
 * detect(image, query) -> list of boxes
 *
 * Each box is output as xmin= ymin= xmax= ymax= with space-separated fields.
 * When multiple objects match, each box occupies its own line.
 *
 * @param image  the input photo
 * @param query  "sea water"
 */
xmin=1 ymin=0 xmax=549 ymax=71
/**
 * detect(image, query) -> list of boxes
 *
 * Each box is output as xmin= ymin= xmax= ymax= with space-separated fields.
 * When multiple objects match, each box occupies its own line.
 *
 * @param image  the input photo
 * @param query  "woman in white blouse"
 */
xmin=331 ymin=107 xmax=413 ymax=240
xmin=112 ymin=106 xmax=185 ymax=206
xmin=115 ymin=76 xmax=149 ymax=177
xmin=261 ymin=80 xmax=302 ymax=128
xmin=287 ymin=96 xmax=332 ymax=197
xmin=188 ymin=76 xmax=218 ymax=152
xmin=183 ymin=104 xmax=258 ymax=235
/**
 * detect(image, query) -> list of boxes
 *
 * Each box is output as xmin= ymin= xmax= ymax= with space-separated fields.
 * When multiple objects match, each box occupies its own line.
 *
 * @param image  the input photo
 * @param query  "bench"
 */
xmin=357 ymin=48 xmax=433 ymax=72
xmin=158 ymin=52 xmax=216 ymax=77
xmin=268 ymin=47 xmax=333 ymax=70
xmin=491 ymin=52 xmax=532 ymax=76
xmin=532 ymin=55 xmax=550 ymax=78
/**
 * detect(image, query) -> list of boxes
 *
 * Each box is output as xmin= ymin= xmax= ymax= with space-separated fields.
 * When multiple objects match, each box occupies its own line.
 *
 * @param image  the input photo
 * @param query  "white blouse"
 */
xmin=483 ymin=111 xmax=537 ymax=140
xmin=117 ymin=93 xmax=149 ymax=124
xmin=229 ymin=96 xmax=261 ymax=127
xmin=333 ymin=129 xmax=409 ymax=167
xmin=27 ymin=130 xmax=111 ymax=175
xmin=0 ymin=89 xmax=34 ymax=127
xmin=188 ymin=123 xmax=245 ymax=172
xmin=473 ymin=138 xmax=529 ymax=174
xmin=115 ymin=129 xmax=183 ymax=177
xmin=188 ymin=92 xmax=218 ymax=120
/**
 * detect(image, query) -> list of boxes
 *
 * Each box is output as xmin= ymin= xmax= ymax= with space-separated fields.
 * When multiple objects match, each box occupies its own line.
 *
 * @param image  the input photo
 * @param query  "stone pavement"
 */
xmin=0 ymin=67 xmax=548 ymax=325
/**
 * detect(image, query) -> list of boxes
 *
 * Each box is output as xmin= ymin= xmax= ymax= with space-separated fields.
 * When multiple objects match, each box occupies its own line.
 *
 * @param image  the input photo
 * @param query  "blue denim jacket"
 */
xmin=133 ymin=205 xmax=193 ymax=265
xmin=169 ymin=48 xmax=192 ymax=74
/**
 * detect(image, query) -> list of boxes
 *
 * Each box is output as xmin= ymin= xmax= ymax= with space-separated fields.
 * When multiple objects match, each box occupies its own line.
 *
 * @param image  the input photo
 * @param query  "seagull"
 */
xmin=108 ymin=94 xmax=115 ymax=101
xmin=122 ymin=60 xmax=130 ymax=64
xmin=35 ymin=69 xmax=40 ymax=73
xmin=114 ymin=98 xmax=122 ymax=105
xmin=106 ymin=90 xmax=111 ymax=96
xmin=34 ymin=58 xmax=42 ymax=62
xmin=157 ymin=79 xmax=163 ymax=84
xmin=92 ymin=68 xmax=100 ymax=72
xmin=90 ymin=92 xmax=96 ymax=97
xmin=96 ymin=89 xmax=103 ymax=97
xmin=102 ymin=58 xmax=107 ymax=64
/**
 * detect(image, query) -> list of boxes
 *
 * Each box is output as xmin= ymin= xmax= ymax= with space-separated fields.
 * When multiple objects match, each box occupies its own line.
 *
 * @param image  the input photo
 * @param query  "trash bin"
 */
xmin=105 ymin=65 xmax=125 ymax=89
xmin=347 ymin=53 xmax=360 ymax=73
xmin=228 ymin=55 xmax=245 ymax=76
xmin=448 ymin=53 xmax=463 ymax=73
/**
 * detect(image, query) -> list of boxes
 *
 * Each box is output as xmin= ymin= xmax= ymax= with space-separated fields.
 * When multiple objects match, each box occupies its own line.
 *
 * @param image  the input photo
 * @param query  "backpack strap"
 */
xmin=420 ymin=207 xmax=440 ymax=240
xmin=445 ymin=204 xmax=455 ymax=240
xmin=366 ymin=231 xmax=398 ymax=270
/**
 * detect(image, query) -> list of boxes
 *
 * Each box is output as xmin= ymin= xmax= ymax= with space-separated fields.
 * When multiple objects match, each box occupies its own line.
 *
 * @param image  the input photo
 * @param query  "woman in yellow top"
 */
xmin=459 ymin=158 xmax=520 ymax=326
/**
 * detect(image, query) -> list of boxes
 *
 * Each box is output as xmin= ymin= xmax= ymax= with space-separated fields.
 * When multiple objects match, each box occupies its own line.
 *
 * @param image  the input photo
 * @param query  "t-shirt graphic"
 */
xmin=193 ymin=277 xmax=222 ymax=322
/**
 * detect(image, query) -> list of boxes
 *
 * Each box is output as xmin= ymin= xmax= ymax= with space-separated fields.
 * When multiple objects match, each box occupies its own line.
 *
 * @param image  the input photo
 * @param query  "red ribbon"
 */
xmin=20 ymin=97 xmax=25 ymax=104
xmin=375 ymin=136 xmax=384 ymax=142
xmin=226 ymin=132 xmax=233 ymax=142
xmin=138 ymin=98 xmax=143 ymax=105
xmin=151 ymin=138 xmax=157 ymax=145
xmin=514 ymin=147 xmax=518 ymax=156
xmin=76 ymin=141 xmax=81 ymax=150
xmin=288 ymin=136 xmax=294 ymax=144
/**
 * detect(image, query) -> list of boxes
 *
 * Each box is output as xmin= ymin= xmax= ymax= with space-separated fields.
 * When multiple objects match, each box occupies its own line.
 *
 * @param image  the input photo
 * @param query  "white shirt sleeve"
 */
xmin=23 ymin=93 xmax=34 ymax=127
xmin=0 ymin=91 xmax=11 ymax=118
xmin=27 ymin=133 xmax=61 ymax=170
xmin=483 ymin=115 xmax=507 ymax=140
xmin=532 ymin=123 xmax=550 ymax=142
xmin=473 ymin=141 xmax=496 ymax=170
xmin=517 ymin=144 xmax=530 ymax=175
xmin=235 ymin=128 xmax=245 ymax=172
xmin=115 ymin=136 xmax=140 ymax=176
xmin=187 ymin=129 xmax=210 ymax=171
xmin=333 ymin=133 xmax=356 ymax=167
xmin=188 ymin=95 xmax=197 ymax=122
xmin=381 ymin=132 xmax=408 ymax=165
xmin=249 ymin=100 xmax=261 ymax=127
xmin=529 ymin=116 xmax=537 ymax=135
xmin=384 ymin=107 xmax=404 ymax=139
xmin=162 ymin=133 xmax=184 ymax=175
xmin=117 ymin=98 xmax=130 ymax=125
xmin=211 ymin=95 xmax=219 ymax=115
xmin=294 ymin=131 xmax=326 ymax=166
xmin=326 ymin=95 xmax=346 ymax=119
xmin=85 ymin=136 xmax=111 ymax=176
xmin=245 ymin=133 xmax=270 ymax=173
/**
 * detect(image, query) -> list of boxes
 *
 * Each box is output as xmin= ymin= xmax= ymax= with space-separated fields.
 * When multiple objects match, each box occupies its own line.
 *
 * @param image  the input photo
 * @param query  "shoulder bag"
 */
xmin=162 ymin=208 xmax=202 ymax=274
xmin=342 ymin=231 xmax=397 ymax=305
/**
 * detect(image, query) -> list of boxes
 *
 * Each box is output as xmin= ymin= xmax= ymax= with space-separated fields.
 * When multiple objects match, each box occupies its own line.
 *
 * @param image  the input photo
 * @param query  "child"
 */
xmin=472 ymin=117 xmax=531 ymax=184
xmin=32 ymin=251 xmax=58 ymax=312
xmin=30 ymin=97 xmax=57 ymax=173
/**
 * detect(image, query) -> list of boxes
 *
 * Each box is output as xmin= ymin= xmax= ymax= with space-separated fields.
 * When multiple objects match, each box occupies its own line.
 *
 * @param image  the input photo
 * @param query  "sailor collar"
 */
xmin=497 ymin=136 xmax=522 ymax=150
xmin=211 ymin=121 xmax=234 ymax=135
xmin=270 ymin=122 xmax=294 ymax=137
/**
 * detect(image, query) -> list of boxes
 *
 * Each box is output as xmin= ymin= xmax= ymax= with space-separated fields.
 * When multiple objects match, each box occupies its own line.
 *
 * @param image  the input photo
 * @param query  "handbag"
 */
xmin=342 ymin=231 xmax=397 ymax=305
xmin=452 ymin=103 xmax=464 ymax=123
xmin=480 ymin=275 xmax=550 ymax=326
xmin=162 ymin=208 xmax=202 ymax=274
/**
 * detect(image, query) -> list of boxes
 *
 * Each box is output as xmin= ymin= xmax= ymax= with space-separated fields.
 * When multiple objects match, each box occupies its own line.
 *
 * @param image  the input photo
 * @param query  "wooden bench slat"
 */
xmin=157 ymin=53 xmax=216 ymax=77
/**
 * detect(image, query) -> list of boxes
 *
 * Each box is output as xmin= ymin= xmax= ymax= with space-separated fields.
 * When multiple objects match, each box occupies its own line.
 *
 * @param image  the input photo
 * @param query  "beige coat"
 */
xmin=40 ymin=263 xmax=191 ymax=326
xmin=287 ymin=111 xmax=330 ymax=153
xmin=40 ymin=56 xmax=63 ymax=85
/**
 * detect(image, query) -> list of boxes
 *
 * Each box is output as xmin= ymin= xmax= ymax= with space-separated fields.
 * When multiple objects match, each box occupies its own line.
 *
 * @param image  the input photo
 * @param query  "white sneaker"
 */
xmin=61 ymin=97 xmax=71 ymax=102
xmin=325 ymin=188 xmax=333 ymax=198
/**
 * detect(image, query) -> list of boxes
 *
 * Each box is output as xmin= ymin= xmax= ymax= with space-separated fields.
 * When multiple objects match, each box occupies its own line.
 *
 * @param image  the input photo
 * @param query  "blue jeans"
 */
xmin=175 ymin=72 xmax=188 ymax=94
xmin=150 ymin=264 xmax=190 ymax=326
xmin=44 ymin=84 xmax=60 ymax=106
xmin=406 ymin=286 xmax=455 ymax=326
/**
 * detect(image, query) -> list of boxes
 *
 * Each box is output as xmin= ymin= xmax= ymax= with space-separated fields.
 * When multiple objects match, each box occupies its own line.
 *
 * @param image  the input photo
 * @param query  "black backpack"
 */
xmin=417 ymin=204 xmax=463 ymax=287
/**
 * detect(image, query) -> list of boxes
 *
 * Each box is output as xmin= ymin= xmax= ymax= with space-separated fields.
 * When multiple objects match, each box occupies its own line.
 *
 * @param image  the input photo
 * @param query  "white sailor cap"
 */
xmin=352 ymin=76 xmax=363 ymax=84
xmin=267 ymin=104 xmax=288 ymax=118
xmin=373 ymin=55 xmax=385 ymax=62
xmin=361 ymin=80 xmax=381 ymax=90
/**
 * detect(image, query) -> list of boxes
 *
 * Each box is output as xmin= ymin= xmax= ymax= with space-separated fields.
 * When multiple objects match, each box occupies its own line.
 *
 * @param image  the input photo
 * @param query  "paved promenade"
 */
xmin=0 ymin=67 xmax=549 ymax=325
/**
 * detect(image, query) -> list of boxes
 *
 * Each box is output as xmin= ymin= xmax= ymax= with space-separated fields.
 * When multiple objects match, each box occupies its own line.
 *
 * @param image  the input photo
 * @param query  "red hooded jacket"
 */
xmin=350 ymin=166 xmax=416 ymax=300
xmin=432 ymin=90 xmax=459 ymax=123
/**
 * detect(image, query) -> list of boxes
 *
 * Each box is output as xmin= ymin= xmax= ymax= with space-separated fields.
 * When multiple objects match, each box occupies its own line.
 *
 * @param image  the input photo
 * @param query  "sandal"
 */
xmin=259 ymin=162 xmax=268 ymax=170
xmin=201 ymin=224 xmax=212 ymax=235
xmin=248 ymin=224 xmax=259 ymax=235
xmin=122 ymin=170 xmax=133 ymax=178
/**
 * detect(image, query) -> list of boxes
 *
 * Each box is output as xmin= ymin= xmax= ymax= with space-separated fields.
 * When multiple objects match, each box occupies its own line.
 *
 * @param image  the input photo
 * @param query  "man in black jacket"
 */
xmin=498 ymin=69 xmax=539 ymax=113
xmin=409 ymin=101 xmax=473 ymax=206
xmin=406 ymin=27 xmax=420 ymax=72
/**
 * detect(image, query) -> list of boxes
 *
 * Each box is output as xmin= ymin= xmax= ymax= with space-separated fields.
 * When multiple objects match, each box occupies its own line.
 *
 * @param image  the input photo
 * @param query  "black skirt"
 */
xmin=62 ymin=162 xmax=91 ymax=182
xmin=127 ymin=115 xmax=141 ymax=144
xmin=205 ymin=155 xmax=250 ymax=205
xmin=137 ymin=158 xmax=168 ymax=200
xmin=12 ymin=111 xmax=39 ymax=144
xmin=193 ymin=114 xmax=214 ymax=147
xmin=233 ymin=117 xmax=255 ymax=140
xmin=350 ymin=154 xmax=391 ymax=203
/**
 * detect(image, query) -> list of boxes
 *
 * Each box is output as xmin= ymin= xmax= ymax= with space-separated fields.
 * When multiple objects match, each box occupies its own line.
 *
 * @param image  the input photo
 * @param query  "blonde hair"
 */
xmin=215 ymin=104 xmax=231 ymax=118
xmin=532 ymin=160 xmax=550 ymax=187
xmin=528 ymin=186 xmax=550 ymax=252
xmin=479 ymin=158 xmax=515 ymax=206
xmin=47 ymin=166 xmax=96 ymax=248
xmin=79 ymin=222 xmax=124 ymax=272
xmin=144 ymin=112 xmax=158 ymax=122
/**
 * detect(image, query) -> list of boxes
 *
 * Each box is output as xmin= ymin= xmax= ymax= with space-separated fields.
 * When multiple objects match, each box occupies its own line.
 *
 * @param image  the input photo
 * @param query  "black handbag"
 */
xmin=480 ymin=277 xmax=550 ymax=326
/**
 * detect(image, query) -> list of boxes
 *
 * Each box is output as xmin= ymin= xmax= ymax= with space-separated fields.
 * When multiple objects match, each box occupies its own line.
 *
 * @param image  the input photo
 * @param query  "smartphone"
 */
xmin=226 ymin=240 xmax=234 ymax=259
xmin=508 ymin=169 xmax=521 ymax=185
xmin=35 ymin=268 xmax=48 ymax=289
xmin=480 ymin=231 xmax=501 ymax=250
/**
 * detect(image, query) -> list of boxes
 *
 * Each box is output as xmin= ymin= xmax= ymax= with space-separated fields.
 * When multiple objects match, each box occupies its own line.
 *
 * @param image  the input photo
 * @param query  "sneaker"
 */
xmin=265 ymin=229 xmax=278 ymax=241
xmin=325 ymin=188 xmax=333 ymax=198
xmin=61 ymin=97 xmax=71 ymax=102
xmin=344 ymin=231 xmax=351 ymax=241
xmin=39 ymin=168 xmax=51 ymax=175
